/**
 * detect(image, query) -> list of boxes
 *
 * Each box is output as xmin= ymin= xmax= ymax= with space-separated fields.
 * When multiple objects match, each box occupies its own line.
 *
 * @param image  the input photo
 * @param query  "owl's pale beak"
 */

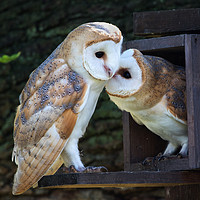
xmin=104 ymin=65 xmax=112 ymax=78
xmin=104 ymin=65 xmax=116 ymax=79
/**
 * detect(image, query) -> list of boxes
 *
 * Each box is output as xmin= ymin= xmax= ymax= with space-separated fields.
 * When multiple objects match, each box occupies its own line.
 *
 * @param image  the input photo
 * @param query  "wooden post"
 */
xmin=185 ymin=34 xmax=200 ymax=169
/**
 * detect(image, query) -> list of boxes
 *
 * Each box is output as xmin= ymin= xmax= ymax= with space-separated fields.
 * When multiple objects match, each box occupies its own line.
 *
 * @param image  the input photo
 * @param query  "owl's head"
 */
xmin=60 ymin=22 xmax=123 ymax=81
xmin=106 ymin=49 xmax=145 ymax=98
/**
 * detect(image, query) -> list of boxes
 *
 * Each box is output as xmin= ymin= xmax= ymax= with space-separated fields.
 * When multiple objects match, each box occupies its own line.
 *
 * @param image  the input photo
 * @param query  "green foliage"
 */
xmin=0 ymin=52 xmax=21 ymax=64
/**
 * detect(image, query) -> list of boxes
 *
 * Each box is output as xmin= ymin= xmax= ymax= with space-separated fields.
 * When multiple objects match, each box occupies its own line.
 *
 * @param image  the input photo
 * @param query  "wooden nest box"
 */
xmin=38 ymin=8 xmax=200 ymax=199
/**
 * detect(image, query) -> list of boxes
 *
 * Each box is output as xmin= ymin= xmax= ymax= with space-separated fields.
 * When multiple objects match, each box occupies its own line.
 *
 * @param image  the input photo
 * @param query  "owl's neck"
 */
xmin=130 ymin=56 xmax=175 ymax=110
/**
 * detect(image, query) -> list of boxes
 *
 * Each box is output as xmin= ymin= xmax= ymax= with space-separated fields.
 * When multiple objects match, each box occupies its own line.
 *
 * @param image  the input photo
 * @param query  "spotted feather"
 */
xmin=12 ymin=57 xmax=88 ymax=195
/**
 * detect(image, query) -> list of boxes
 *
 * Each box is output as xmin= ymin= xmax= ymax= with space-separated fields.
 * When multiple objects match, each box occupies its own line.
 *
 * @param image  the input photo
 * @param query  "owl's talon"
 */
xmin=142 ymin=157 xmax=154 ymax=165
xmin=63 ymin=165 xmax=79 ymax=173
xmin=176 ymin=153 xmax=187 ymax=159
xmin=83 ymin=166 xmax=108 ymax=173
xmin=63 ymin=165 xmax=108 ymax=173
xmin=142 ymin=152 xmax=164 ymax=165
xmin=157 ymin=155 xmax=167 ymax=161
xmin=176 ymin=154 xmax=183 ymax=159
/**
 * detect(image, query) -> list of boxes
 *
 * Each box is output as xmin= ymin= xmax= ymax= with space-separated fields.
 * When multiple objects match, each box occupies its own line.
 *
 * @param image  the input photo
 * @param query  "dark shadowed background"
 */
xmin=0 ymin=0 xmax=199 ymax=199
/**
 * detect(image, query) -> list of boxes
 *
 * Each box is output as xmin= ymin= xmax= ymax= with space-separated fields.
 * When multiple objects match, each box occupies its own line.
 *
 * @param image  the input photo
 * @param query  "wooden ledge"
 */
xmin=38 ymin=171 xmax=200 ymax=189
xmin=125 ymin=35 xmax=185 ymax=51
xmin=128 ymin=158 xmax=189 ymax=171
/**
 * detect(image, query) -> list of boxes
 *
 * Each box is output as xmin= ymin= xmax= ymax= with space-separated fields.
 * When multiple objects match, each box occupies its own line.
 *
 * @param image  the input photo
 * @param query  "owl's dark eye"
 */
xmin=95 ymin=51 xmax=104 ymax=58
xmin=122 ymin=71 xmax=132 ymax=79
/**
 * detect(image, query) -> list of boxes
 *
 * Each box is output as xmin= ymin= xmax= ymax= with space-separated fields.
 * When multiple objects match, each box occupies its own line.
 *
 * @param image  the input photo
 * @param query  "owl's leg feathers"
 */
xmin=163 ymin=142 xmax=177 ymax=156
xmin=157 ymin=142 xmax=188 ymax=161
xmin=177 ymin=142 xmax=188 ymax=158
xmin=154 ymin=143 xmax=178 ymax=161
xmin=61 ymin=138 xmax=108 ymax=174
xmin=61 ymin=138 xmax=108 ymax=173
xmin=61 ymin=138 xmax=85 ymax=172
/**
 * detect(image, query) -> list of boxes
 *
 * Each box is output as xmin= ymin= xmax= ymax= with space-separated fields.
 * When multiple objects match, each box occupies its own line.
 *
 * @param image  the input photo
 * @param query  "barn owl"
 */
xmin=12 ymin=22 xmax=122 ymax=195
xmin=106 ymin=49 xmax=187 ymax=159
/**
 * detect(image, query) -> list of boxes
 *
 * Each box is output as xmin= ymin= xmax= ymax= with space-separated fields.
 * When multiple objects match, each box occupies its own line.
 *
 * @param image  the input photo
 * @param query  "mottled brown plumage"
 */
xmin=12 ymin=58 xmax=88 ymax=194
xmin=14 ymin=58 xmax=87 ymax=147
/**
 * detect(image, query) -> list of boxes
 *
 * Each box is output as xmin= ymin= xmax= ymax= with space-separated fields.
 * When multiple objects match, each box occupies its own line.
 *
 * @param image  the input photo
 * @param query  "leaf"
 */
xmin=0 ymin=52 xmax=21 ymax=64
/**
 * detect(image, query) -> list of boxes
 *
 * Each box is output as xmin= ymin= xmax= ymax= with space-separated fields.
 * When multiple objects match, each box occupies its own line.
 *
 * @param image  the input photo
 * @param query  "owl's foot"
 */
xmin=142 ymin=157 xmax=154 ymax=165
xmin=63 ymin=165 xmax=79 ymax=173
xmin=82 ymin=166 xmax=108 ymax=173
xmin=142 ymin=152 xmax=163 ymax=165
xmin=176 ymin=153 xmax=188 ymax=159
xmin=158 ymin=154 xmax=183 ymax=161
xmin=63 ymin=165 xmax=108 ymax=173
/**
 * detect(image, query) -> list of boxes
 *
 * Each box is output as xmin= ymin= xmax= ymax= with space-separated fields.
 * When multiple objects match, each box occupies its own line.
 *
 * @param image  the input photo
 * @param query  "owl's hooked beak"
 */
xmin=104 ymin=65 xmax=115 ymax=79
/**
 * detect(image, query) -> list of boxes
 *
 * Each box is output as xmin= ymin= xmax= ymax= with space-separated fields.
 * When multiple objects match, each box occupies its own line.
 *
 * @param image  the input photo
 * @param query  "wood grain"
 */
xmin=38 ymin=171 xmax=200 ymax=188
xmin=123 ymin=112 xmax=167 ymax=171
xmin=185 ymin=34 xmax=200 ymax=169
xmin=133 ymin=8 xmax=200 ymax=36
xmin=124 ymin=35 xmax=185 ymax=66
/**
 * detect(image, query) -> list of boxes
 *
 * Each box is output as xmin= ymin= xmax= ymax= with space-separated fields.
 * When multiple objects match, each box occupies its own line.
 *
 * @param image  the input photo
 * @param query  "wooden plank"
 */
xmin=133 ymin=8 xmax=200 ymax=36
xmin=125 ymin=35 xmax=185 ymax=51
xmin=123 ymin=112 xmax=167 ymax=170
xmin=165 ymin=184 xmax=200 ymax=200
xmin=38 ymin=171 xmax=200 ymax=188
xmin=185 ymin=34 xmax=200 ymax=169
xmin=125 ymin=35 xmax=185 ymax=66
xmin=129 ymin=158 xmax=189 ymax=171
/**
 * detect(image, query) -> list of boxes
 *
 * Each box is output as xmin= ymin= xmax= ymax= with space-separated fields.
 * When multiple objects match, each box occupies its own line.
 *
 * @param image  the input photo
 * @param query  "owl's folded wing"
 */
xmin=12 ymin=58 xmax=88 ymax=195
xmin=166 ymin=67 xmax=187 ymax=124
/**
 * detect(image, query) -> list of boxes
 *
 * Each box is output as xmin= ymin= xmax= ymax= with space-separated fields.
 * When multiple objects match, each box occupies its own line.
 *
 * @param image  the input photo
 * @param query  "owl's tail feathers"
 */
xmin=32 ymin=155 xmax=64 ymax=189
xmin=12 ymin=125 xmax=67 ymax=195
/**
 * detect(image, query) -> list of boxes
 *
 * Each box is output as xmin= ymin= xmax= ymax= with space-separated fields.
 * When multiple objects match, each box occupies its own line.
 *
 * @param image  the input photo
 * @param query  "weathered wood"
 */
xmin=133 ymin=8 xmax=200 ymax=36
xmin=129 ymin=158 xmax=189 ymax=171
xmin=185 ymin=34 xmax=200 ymax=169
xmin=126 ymin=35 xmax=185 ymax=51
xmin=38 ymin=171 xmax=200 ymax=189
xmin=123 ymin=112 xmax=167 ymax=171
xmin=165 ymin=184 xmax=200 ymax=200
xmin=125 ymin=35 xmax=185 ymax=66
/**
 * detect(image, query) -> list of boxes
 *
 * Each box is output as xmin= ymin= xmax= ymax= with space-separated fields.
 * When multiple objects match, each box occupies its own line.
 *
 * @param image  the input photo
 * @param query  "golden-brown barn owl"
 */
xmin=12 ymin=22 xmax=122 ymax=195
xmin=106 ymin=49 xmax=187 ymax=158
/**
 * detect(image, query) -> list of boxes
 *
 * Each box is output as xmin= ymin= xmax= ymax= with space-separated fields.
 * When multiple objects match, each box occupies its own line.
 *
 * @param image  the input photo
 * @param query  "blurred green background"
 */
xmin=0 ymin=0 xmax=199 ymax=199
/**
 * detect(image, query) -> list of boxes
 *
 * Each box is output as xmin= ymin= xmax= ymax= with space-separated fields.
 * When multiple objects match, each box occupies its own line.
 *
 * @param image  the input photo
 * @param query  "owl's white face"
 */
xmin=83 ymin=40 xmax=122 ymax=81
xmin=106 ymin=49 xmax=143 ymax=97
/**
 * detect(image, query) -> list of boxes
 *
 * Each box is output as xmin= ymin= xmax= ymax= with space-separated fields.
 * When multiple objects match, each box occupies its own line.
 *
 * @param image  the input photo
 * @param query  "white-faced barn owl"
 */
xmin=106 ymin=49 xmax=187 ymax=159
xmin=12 ymin=22 xmax=122 ymax=195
